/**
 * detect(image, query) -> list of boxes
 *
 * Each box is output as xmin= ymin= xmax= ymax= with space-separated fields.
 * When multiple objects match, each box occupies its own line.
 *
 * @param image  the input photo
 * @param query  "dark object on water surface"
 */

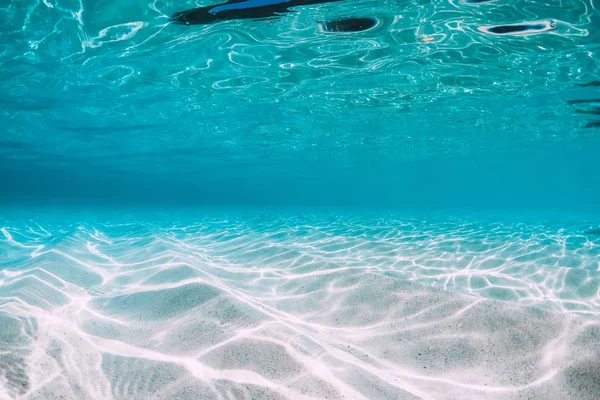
xmin=319 ymin=17 xmax=378 ymax=32
xmin=574 ymin=107 xmax=600 ymax=116
xmin=170 ymin=0 xmax=344 ymax=25
xmin=565 ymin=98 xmax=600 ymax=128
xmin=477 ymin=21 xmax=555 ymax=36
xmin=584 ymin=120 xmax=600 ymax=129
xmin=488 ymin=24 xmax=546 ymax=35
xmin=577 ymin=81 xmax=600 ymax=88
xmin=567 ymin=98 xmax=600 ymax=105
xmin=585 ymin=229 xmax=600 ymax=235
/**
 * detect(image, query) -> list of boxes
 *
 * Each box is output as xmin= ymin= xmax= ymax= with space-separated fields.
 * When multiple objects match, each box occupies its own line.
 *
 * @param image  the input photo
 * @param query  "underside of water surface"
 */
xmin=1 ymin=0 xmax=600 ymax=399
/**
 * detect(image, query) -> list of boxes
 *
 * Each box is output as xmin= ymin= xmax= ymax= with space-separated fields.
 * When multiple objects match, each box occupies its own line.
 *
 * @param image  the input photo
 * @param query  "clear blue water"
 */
xmin=1 ymin=0 xmax=599 ymax=208
xmin=1 ymin=0 xmax=600 ymax=399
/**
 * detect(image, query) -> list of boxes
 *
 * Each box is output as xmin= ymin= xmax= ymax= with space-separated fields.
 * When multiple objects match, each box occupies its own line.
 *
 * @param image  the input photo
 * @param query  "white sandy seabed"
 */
xmin=0 ymin=213 xmax=599 ymax=399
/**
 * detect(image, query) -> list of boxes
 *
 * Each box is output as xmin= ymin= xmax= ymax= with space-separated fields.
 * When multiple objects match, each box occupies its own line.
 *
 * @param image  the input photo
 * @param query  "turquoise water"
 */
xmin=2 ymin=0 xmax=600 ymax=399
xmin=1 ymin=0 xmax=599 ymax=208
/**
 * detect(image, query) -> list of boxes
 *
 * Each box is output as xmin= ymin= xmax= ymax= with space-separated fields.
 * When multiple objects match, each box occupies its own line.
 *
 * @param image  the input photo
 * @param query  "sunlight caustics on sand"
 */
xmin=1 ymin=213 xmax=599 ymax=399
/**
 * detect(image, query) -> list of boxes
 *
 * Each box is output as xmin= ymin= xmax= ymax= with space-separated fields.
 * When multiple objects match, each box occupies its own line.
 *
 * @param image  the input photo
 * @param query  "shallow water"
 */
xmin=1 ymin=211 xmax=600 ymax=399
xmin=1 ymin=0 xmax=600 ymax=399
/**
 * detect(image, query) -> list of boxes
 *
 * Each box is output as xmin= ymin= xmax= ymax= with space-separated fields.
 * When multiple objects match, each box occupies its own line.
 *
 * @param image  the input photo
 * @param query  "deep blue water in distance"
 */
xmin=2 ymin=0 xmax=600 ymax=399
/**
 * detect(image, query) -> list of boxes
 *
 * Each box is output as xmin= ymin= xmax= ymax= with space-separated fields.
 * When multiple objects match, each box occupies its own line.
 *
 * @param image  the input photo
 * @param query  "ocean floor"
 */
xmin=1 ymin=212 xmax=599 ymax=399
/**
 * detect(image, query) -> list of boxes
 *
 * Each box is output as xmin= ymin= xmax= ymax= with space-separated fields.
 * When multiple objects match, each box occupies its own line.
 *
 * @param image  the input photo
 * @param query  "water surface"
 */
xmin=1 ymin=0 xmax=600 ymax=398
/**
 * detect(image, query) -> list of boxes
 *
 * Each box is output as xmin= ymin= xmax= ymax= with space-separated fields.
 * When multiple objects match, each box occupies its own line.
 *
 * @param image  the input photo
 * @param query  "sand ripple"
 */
xmin=0 ymin=212 xmax=599 ymax=399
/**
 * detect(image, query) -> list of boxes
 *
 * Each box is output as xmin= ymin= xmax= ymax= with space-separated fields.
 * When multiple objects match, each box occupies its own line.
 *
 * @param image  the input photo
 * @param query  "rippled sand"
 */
xmin=1 ymin=213 xmax=599 ymax=399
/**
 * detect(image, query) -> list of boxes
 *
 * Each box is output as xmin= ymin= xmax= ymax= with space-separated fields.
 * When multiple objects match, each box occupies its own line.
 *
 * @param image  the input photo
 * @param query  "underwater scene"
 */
xmin=1 ymin=0 xmax=600 ymax=399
